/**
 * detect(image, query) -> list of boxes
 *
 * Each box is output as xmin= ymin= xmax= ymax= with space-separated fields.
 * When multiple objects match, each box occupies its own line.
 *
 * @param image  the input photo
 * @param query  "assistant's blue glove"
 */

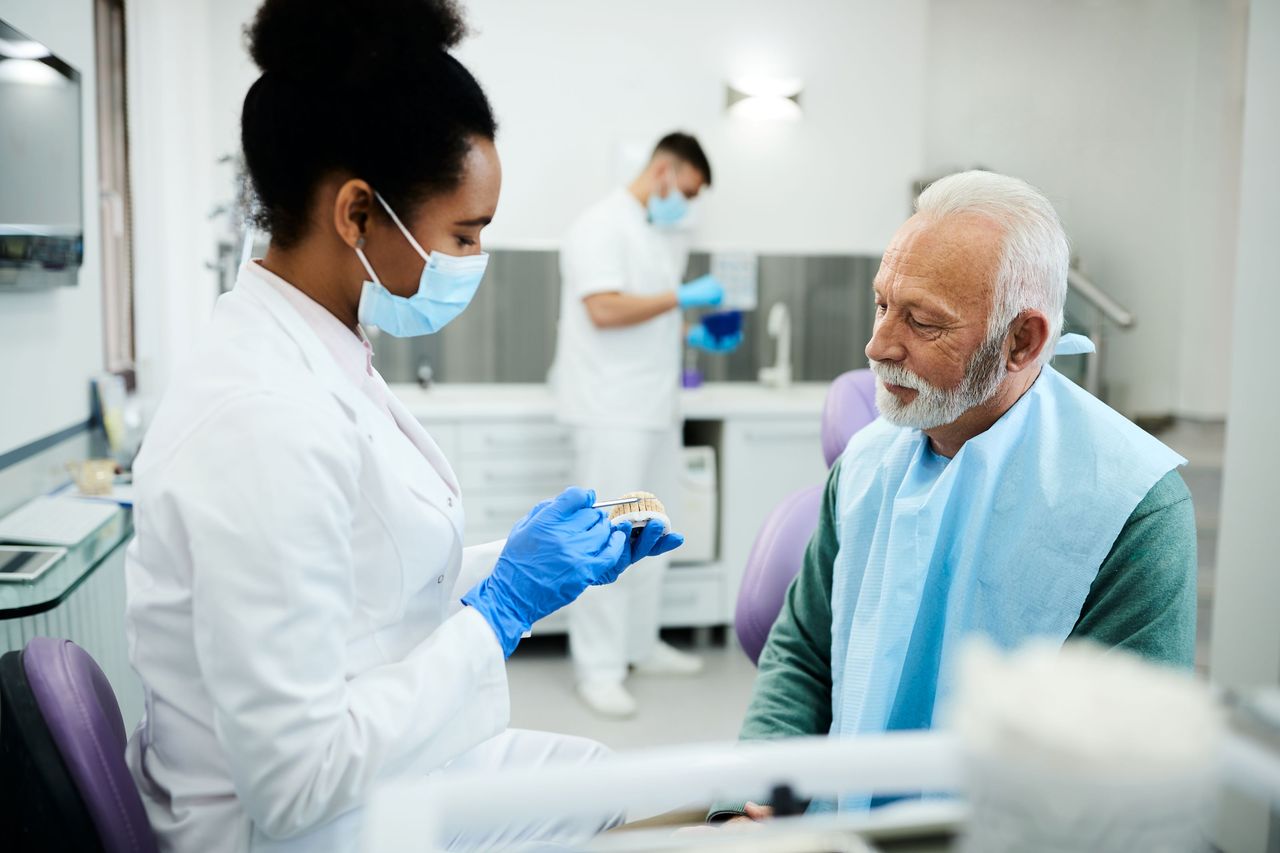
xmin=687 ymin=325 xmax=743 ymax=353
xmin=462 ymin=488 xmax=628 ymax=657
xmin=677 ymin=274 xmax=725 ymax=309
xmin=594 ymin=519 xmax=685 ymax=586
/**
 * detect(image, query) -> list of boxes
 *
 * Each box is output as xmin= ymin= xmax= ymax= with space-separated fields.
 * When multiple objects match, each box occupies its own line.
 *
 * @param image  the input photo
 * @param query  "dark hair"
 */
xmin=241 ymin=0 xmax=497 ymax=246
xmin=653 ymin=132 xmax=712 ymax=187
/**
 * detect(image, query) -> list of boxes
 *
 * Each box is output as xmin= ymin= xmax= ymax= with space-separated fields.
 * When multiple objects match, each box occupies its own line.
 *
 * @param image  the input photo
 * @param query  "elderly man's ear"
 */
xmin=1006 ymin=310 xmax=1052 ymax=373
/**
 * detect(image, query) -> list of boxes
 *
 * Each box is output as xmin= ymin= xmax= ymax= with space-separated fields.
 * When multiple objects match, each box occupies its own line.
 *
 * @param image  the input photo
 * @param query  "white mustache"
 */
xmin=868 ymin=359 xmax=933 ymax=394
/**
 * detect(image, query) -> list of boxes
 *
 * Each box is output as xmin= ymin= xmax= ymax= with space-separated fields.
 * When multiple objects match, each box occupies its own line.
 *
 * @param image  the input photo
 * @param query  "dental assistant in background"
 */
xmin=549 ymin=133 xmax=737 ymax=718
xmin=124 ymin=1 xmax=679 ymax=851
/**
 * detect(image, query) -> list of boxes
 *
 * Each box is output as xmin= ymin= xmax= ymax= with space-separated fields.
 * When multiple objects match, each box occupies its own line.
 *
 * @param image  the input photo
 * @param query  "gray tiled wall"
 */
xmin=371 ymin=250 xmax=882 ymax=385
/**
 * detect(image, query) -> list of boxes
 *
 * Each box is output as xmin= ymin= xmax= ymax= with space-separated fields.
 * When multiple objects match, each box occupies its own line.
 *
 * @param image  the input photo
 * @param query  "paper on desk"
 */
xmin=0 ymin=495 xmax=120 ymax=546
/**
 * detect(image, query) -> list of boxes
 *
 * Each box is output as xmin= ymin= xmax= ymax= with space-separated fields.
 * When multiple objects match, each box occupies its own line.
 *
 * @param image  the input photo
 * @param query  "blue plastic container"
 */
xmin=701 ymin=310 xmax=743 ymax=341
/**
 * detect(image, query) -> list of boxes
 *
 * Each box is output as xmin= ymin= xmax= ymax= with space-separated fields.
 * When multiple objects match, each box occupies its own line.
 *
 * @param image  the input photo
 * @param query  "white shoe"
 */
xmin=577 ymin=680 xmax=638 ymax=718
xmin=632 ymin=641 xmax=704 ymax=676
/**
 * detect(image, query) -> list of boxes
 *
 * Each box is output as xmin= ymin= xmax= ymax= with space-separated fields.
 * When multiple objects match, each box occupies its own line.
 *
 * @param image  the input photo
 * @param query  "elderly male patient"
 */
xmin=711 ymin=171 xmax=1196 ymax=822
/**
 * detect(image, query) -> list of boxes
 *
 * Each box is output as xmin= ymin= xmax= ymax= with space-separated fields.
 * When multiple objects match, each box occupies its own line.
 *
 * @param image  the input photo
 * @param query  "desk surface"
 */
xmin=0 ymin=507 xmax=132 ymax=618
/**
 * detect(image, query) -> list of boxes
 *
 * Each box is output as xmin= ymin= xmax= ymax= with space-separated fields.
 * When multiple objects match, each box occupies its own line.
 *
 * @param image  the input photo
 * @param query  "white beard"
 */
xmin=870 ymin=332 xmax=1008 ymax=430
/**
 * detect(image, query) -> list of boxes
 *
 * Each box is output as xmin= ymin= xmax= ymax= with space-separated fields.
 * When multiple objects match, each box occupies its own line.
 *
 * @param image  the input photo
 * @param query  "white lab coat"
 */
xmin=123 ymin=268 xmax=574 ymax=851
xmin=548 ymin=188 xmax=684 ymax=430
xmin=548 ymin=189 xmax=688 ymax=684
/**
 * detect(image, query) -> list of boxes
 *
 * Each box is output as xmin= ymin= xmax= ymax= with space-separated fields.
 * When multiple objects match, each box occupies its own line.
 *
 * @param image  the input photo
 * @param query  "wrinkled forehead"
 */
xmin=875 ymin=213 xmax=1004 ymax=314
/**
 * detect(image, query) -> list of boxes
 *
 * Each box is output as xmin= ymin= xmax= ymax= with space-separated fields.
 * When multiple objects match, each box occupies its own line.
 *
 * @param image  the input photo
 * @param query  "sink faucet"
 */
xmin=758 ymin=302 xmax=792 ymax=388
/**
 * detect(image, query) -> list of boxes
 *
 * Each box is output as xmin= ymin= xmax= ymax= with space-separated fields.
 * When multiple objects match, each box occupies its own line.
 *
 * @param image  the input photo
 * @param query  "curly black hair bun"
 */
xmin=247 ymin=0 xmax=468 ymax=86
xmin=240 ymin=0 xmax=495 ymax=247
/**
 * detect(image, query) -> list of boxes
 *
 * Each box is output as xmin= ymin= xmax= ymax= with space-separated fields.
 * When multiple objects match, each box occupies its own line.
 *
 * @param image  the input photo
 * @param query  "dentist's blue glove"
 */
xmin=462 ymin=487 xmax=628 ymax=657
xmin=595 ymin=519 xmax=685 ymax=586
xmin=677 ymin=274 xmax=725 ymax=309
xmin=687 ymin=325 xmax=743 ymax=353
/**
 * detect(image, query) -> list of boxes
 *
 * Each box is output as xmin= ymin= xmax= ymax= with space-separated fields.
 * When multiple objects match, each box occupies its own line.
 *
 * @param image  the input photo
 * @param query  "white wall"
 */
xmin=0 ymin=0 xmax=104 ymax=455
xmin=454 ymin=0 xmax=928 ymax=255
xmin=921 ymin=0 xmax=1246 ymax=419
xmin=1209 ymin=0 xmax=1280 ymax=849
xmin=199 ymin=0 xmax=929 ymax=257
xmin=126 ymin=0 xmax=221 ymax=409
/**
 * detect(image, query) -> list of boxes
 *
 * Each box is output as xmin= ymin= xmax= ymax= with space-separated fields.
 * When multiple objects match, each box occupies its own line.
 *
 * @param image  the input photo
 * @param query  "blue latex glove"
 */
xmin=677 ymin=274 xmax=725 ymax=309
xmin=687 ymin=325 xmax=743 ymax=353
xmin=595 ymin=518 xmax=685 ymax=586
xmin=462 ymin=488 xmax=627 ymax=657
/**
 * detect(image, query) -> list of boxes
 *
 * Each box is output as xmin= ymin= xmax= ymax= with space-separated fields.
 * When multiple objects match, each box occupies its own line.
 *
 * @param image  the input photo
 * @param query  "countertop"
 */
xmin=388 ymin=382 xmax=830 ymax=422
xmin=0 ymin=507 xmax=132 ymax=618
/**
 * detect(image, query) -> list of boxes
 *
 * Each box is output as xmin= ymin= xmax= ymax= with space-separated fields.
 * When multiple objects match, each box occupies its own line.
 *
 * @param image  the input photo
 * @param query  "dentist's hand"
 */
xmin=677 ymin=274 xmax=725 ymax=309
xmin=595 ymin=518 xmax=685 ymax=586
xmin=462 ymin=488 xmax=627 ymax=656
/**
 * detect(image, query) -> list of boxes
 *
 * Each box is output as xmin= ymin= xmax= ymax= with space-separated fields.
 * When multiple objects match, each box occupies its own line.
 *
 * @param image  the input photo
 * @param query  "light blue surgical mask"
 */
xmin=647 ymin=178 xmax=689 ymax=226
xmin=355 ymin=192 xmax=489 ymax=337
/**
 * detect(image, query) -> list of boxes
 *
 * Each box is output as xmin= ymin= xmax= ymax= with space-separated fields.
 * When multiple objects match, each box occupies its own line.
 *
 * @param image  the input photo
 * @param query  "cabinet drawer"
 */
xmin=463 ymin=493 xmax=549 ymax=544
xmin=461 ymin=422 xmax=573 ymax=458
xmin=462 ymin=455 xmax=575 ymax=494
xmin=464 ymin=524 xmax=515 ymax=547
xmin=659 ymin=571 xmax=724 ymax=627
xmin=732 ymin=423 xmax=821 ymax=445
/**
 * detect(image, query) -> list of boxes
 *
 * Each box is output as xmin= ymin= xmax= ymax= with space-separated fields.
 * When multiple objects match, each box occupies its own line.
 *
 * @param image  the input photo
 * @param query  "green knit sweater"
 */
xmin=710 ymin=464 xmax=1197 ymax=820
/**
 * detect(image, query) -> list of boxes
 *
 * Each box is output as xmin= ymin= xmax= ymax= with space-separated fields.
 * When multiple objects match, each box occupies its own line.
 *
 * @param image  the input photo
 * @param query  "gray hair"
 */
xmin=915 ymin=171 xmax=1069 ymax=362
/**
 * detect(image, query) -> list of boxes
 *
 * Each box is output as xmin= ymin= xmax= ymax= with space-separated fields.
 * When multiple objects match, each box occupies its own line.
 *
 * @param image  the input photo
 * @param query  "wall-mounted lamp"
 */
xmin=725 ymin=77 xmax=803 ymax=121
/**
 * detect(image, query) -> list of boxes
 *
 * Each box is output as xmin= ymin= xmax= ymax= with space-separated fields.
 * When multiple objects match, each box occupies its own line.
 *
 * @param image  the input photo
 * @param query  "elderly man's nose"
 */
xmin=866 ymin=319 xmax=905 ymax=363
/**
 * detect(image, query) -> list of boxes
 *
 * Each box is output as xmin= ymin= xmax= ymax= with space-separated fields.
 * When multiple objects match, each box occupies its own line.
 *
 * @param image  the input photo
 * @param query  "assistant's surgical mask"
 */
xmin=647 ymin=170 xmax=689 ymax=226
xmin=355 ymin=192 xmax=489 ymax=337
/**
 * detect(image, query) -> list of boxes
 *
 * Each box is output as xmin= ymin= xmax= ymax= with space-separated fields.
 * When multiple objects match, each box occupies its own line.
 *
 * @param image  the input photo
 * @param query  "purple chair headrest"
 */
xmin=22 ymin=637 xmax=158 ymax=853
xmin=820 ymin=369 xmax=878 ymax=467
xmin=735 ymin=486 xmax=824 ymax=664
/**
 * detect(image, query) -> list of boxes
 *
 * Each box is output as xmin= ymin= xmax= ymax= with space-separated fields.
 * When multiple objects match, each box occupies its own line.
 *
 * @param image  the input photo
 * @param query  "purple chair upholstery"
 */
xmin=734 ymin=370 xmax=878 ymax=664
xmin=0 ymin=637 xmax=157 ymax=852
xmin=820 ymin=370 xmax=879 ymax=469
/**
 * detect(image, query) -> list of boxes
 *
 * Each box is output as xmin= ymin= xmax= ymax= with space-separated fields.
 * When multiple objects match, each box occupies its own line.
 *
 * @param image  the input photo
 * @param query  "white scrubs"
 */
xmin=549 ymin=188 xmax=684 ymax=685
xmin=125 ymin=261 xmax=619 ymax=852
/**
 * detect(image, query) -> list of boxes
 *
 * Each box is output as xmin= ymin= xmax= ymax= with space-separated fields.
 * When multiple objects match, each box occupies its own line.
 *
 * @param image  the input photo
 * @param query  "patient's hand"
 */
xmin=682 ymin=801 xmax=775 ymax=832
xmin=725 ymin=802 xmax=774 ymax=825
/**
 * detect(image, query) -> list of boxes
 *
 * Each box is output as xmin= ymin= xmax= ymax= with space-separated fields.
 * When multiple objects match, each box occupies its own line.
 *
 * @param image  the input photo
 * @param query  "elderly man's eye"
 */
xmin=910 ymin=316 xmax=938 ymax=332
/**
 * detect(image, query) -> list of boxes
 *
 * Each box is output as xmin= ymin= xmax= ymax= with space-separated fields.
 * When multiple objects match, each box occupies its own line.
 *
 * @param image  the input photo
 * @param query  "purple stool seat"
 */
xmin=735 ymin=369 xmax=878 ymax=664
xmin=0 ymin=637 xmax=157 ymax=852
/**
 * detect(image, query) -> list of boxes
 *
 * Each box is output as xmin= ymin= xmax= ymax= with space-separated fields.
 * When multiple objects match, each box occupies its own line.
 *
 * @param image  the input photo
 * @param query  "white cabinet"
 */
xmin=460 ymin=422 xmax=573 ymax=457
xmin=658 ymin=566 xmax=724 ymax=627
xmin=719 ymin=418 xmax=829 ymax=618
xmin=451 ymin=422 xmax=575 ymax=547
xmin=402 ymin=383 xmax=829 ymax=629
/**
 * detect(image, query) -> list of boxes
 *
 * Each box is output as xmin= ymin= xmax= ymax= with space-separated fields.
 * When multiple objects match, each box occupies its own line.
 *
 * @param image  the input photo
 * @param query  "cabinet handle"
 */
xmin=481 ymin=469 xmax=572 ymax=486
xmin=483 ymin=434 xmax=570 ymax=450
xmin=741 ymin=428 xmax=819 ymax=442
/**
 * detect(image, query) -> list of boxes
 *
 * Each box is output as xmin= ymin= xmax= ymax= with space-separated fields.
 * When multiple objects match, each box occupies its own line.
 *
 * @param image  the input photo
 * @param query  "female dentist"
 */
xmin=123 ymin=1 xmax=681 ymax=850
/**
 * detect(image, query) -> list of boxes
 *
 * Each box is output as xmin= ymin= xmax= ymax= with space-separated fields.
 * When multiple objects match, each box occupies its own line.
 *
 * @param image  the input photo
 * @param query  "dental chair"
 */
xmin=734 ymin=369 xmax=878 ymax=664
xmin=0 ymin=637 xmax=157 ymax=852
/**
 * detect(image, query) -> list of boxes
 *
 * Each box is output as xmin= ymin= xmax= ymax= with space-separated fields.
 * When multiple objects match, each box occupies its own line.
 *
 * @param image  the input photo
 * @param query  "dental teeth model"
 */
xmin=604 ymin=491 xmax=670 ymax=538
